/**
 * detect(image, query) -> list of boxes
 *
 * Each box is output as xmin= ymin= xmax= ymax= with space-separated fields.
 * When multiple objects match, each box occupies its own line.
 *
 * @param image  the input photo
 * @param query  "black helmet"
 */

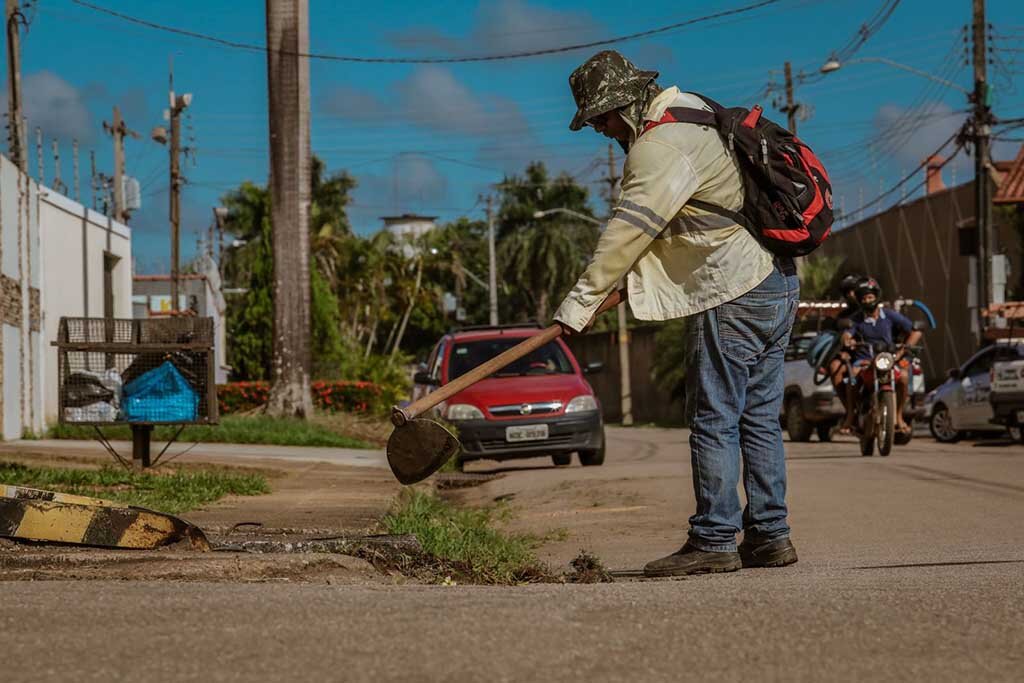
xmin=855 ymin=277 xmax=881 ymax=301
xmin=839 ymin=274 xmax=863 ymax=295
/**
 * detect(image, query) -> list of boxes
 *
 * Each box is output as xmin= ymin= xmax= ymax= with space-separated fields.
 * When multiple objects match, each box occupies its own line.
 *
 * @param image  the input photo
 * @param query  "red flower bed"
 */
xmin=217 ymin=380 xmax=382 ymax=415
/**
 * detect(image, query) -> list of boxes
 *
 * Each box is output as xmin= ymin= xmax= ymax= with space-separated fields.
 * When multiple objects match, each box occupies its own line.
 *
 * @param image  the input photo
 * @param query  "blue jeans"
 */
xmin=684 ymin=259 xmax=800 ymax=552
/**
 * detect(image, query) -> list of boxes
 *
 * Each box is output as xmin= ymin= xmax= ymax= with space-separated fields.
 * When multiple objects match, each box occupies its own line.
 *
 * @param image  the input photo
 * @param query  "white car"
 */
xmin=781 ymin=333 xmax=845 ymax=442
xmin=925 ymin=341 xmax=1024 ymax=443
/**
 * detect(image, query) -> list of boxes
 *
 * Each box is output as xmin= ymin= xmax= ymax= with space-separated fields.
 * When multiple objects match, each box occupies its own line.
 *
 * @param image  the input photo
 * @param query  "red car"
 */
xmin=412 ymin=324 xmax=606 ymax=469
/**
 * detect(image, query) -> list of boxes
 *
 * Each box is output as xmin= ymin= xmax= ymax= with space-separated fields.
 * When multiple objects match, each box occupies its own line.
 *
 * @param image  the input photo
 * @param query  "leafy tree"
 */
xmin=799 ymin=254 xmax=844 ymax=300
xmin=495 ymin=162 xmax=599 ymax=323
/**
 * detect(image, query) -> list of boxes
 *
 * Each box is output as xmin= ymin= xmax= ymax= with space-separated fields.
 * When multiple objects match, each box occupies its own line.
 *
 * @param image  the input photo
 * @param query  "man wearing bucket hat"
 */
xmin=554 ymin=51 xmax=800 ymax=576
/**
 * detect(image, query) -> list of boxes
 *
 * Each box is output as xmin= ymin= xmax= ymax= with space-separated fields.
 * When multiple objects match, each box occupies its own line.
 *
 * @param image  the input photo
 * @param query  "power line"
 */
xmin=70 ymin=0 xmax=782 ymax=64
xmin=837 ymin=130 xmax=964 ymax=221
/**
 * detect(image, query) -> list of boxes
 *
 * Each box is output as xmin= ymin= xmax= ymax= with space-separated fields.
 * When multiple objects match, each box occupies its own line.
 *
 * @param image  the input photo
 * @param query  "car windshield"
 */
xmin=449 ymin=339 xmax=574 ymax=381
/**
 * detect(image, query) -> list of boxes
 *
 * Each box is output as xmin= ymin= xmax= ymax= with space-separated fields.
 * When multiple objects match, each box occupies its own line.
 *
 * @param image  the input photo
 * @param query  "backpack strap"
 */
xmin=640 ymin=106 xmax=717 ymax=136
xmin=687 ymin=198 xmax=752 ymax=230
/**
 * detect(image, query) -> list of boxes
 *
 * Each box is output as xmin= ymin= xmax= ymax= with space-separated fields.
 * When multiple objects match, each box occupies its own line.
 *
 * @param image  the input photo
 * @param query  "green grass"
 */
xmin=44 ymin=415 xmax=374 ymax=449
xmin=382 ymin=489 xmax=549 ymax=584
xmin=0 ymin=461 xmax=269 ymax=514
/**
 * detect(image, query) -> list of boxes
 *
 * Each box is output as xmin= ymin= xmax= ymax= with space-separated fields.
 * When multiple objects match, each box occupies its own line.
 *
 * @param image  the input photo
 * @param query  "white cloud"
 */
xmin=0 ymin=70 xmax=94 ymax=143
xmin=387 ymin=0 xmax=602 ymax=57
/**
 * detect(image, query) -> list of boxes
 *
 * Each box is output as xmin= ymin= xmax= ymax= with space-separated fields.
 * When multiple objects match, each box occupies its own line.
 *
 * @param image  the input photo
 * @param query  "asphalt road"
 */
xmin=4 ymin=428 xmax=1023 ymax=682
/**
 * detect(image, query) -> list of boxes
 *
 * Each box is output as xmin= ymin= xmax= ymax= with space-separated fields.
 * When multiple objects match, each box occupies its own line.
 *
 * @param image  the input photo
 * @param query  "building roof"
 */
xmin=994 ymin=144 xmax=1024 ymax=204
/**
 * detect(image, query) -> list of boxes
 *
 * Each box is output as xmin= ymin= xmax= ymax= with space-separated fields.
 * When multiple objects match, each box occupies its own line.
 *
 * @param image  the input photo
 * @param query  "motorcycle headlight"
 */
xmin=875 ymin=353 xmax=894 ymax=372
xmin=565 ymin=395 xmax=598 ymax=413
xmin=447 ymin=403 xmax=484 ymax=421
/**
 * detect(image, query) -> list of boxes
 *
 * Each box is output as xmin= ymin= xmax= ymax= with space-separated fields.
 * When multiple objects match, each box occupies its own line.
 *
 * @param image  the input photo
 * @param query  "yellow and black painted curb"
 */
xmin=0 ymin=485 xmax=210 ymax=550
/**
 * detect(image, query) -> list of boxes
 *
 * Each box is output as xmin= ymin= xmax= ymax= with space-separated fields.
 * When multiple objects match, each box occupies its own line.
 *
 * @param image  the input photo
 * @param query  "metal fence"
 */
xmin=55 ymin=316 xmax=217 ymax=425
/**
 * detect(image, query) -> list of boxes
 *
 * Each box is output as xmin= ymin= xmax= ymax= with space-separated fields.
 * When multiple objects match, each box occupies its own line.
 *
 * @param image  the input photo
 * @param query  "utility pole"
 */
xmin=104 ymin=106 xmax=139 ymax=224
xmin=485 ymin=194 xmax=498 ymax=326
xmin=151 ymin=68 xmax=192 ymax=312
xmin=606 ymin=143 xmax=633 ymax=426
xmin=5 ymin=0 xmax=25 ymax=171
xmin=72 ymin=139 xmax=80 ymax=202
xmin=34 ymin=126 xmax=42 ymax=183
xmin=265 ymin=0 xmax=313 ymax=418
xmin=783 ymin=61 xmax=798 ymax=135
xmin=51 ymin=138 xmax=62 ymax=194
xmin=89 ymin=149 xmax=97 ymax=211
xmin=972 ymin=0 xmax=992 ymax=345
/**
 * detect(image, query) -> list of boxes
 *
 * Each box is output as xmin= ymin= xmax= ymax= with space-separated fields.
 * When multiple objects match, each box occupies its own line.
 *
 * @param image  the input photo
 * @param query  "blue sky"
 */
xmin=5 ymin=0 xmax=1024 ymax=272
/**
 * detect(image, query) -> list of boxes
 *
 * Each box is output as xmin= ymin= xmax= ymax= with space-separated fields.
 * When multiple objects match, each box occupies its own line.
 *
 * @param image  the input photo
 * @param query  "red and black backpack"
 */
xmin=639 ymin=93 xmax=833 ymax=257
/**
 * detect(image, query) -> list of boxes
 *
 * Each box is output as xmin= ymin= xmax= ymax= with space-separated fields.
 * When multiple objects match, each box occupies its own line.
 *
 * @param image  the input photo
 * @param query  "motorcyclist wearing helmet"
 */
xmin=839 ymin=278 xmax=922 ymax=435
xmin=837 ymin=274 xmax=864 ymax=320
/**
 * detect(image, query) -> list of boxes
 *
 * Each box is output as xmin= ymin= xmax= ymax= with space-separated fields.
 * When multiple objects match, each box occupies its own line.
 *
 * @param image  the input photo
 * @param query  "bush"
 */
xmin=217 ymin=380 xmax=388 ymax=416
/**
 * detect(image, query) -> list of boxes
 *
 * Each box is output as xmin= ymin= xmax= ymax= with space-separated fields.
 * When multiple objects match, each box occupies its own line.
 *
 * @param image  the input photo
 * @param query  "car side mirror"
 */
xmin=947 ymin=368 xmax=961 ymax=380
xmin=583 ymin=361 xmax=604 ymax=375
xmin=414 ymin=371 xmax=439 ymax=386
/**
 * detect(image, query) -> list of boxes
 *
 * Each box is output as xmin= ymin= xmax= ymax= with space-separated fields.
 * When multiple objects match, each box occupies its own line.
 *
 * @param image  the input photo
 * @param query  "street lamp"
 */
xmin=819 ymin=56 xmax=970 ymax=95
xmin=533 ymin=208 xmax=603 ymax=227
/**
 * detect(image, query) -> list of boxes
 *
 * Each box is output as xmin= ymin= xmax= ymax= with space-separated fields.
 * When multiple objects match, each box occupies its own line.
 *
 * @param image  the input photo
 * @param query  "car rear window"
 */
xmin=449 ymin=339 xmax=574 ymax=381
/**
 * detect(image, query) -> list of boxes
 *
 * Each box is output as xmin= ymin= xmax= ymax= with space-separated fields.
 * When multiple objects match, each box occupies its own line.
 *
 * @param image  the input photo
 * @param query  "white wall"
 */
xmin=38 ymin=188 xmax=132 ymax=428
xmin=0 ymin=153 xmax=132 ymax=437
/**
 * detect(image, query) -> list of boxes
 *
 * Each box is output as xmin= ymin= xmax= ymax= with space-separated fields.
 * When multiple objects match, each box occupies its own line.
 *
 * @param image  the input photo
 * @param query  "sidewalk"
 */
xmin=4 ymin=438 xmax=388 ymax=469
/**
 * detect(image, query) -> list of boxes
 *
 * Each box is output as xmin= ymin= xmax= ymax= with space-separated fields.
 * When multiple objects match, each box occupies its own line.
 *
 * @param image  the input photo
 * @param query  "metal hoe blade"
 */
xmin=386 ymin=418 xmax=461 ymax=485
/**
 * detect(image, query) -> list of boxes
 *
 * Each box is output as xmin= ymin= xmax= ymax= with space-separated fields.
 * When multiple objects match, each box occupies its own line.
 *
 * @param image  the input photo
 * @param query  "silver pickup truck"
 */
xmin=781 ymin=333 xmax=845 ymax=442
xmin=782 ymin=331 xmax=927 ymax=442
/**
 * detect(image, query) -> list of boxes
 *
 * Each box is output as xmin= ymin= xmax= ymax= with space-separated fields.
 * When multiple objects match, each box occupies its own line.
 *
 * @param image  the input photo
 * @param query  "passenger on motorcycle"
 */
xmin=839 ymin=278 xmax=922 ymax=436
xmin=827 ymin=274 xmax=869 ymax=419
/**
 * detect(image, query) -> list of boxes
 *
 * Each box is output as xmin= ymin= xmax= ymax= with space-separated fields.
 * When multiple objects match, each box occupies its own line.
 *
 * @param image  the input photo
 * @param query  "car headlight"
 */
xmin=447 ymin=403 xmax=484 ymax=421
xmin=874 ymin=353 xmax=894 ymax=371
xmin=565 ymin=395 xmax=598 ymax=413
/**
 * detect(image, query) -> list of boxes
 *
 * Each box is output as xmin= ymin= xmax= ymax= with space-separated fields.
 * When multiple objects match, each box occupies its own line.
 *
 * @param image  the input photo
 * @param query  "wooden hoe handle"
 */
xmin=391 ymin=289 xmax=626 ymax=426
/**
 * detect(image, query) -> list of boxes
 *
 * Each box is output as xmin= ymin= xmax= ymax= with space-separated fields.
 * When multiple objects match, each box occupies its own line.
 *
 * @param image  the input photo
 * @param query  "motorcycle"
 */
xmin=843 ymin=342 xmax=922 ymax=456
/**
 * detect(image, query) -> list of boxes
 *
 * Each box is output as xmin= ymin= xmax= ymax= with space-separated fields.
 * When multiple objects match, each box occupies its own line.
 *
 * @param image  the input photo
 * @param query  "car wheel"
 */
xmin=929 ymin=405 xmax=961 ymax=443
xmin=579 ymin=441 xmax=605 ymax=467
xmin=786 ymin=398 xmax=814 ymax=442
xmin=1008 ymin=426 xmax=1024 ymax=443
xmin=816 ymin=423 xmax=834 ymax=442
xmin=551 ymin=453 xmax=572 ymax=467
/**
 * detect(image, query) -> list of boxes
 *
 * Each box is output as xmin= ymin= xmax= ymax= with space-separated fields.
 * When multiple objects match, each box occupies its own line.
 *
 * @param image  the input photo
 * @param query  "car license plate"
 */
xmin=506 ymin=424 xmax=549 ymax=442
xmin=1016 ymin=410 xmax=1024 ymax=423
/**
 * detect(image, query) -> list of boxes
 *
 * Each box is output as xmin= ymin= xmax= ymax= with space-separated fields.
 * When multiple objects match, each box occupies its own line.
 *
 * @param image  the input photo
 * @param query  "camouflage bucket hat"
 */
xmin=568 ymin=50 xmax=659 ymax=131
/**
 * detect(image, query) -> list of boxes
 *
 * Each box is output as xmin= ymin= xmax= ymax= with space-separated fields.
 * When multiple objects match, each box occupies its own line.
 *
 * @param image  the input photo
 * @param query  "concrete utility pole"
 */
xmin=51 ymin=138 xmax=62 ymax=194
xmin=72 ymin=139 xmax=80 ymax=202
xmin=606 ymin=144 xmax=633 ymax=426
xmin=34 ymin=126 xmax=42 ymax=183
xmin=104 ymin=106 xmax=139 ymax=224
xmin=485 ymin=194 xmax=498 ymax=326
xmin=972 ymin=0 xmax=993 ymax=344
xmin=5 ymin=0 xmax=25 ymax=171
xmin=89 ymin=149 xmax=97 ymax=210
xmin=265 ymin=0 xmax=313 ymax=418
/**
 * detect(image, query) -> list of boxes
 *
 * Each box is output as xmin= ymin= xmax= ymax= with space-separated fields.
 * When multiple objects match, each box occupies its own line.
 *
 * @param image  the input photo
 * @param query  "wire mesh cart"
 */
xmin=54 ymin=316 xmax=219 ymax=468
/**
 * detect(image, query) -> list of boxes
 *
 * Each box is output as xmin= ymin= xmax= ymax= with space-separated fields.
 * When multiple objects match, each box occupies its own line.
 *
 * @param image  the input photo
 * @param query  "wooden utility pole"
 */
xmin=606 ymin=144 xmax=633 ymax=426
xmin=486 ymin=194 xmax=498 ymax=326
xmin=265 ymin=0 xmax=313 ymax=418
xmin=104 ymin=106 xmax=139 ymax=224
xmin=5 ymin=0 xmax=25 ymax=171
xmin=783 ymin=61 xmax=797 ymax=135
xmin=972 ymin=0 xmax=992 ymax=344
